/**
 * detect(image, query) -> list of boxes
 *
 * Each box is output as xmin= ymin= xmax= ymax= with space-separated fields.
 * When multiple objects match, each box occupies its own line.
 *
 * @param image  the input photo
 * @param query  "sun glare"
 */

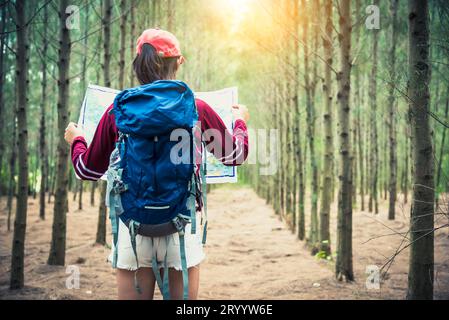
xmin=223 ymin=0 xmax=251 ymax=32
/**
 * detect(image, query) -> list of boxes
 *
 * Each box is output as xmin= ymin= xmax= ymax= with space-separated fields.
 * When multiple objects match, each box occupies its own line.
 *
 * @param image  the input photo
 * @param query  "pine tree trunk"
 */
xmin=95 ymin=0 xmax=113 ymax=245
xmin=96 ymin=181 xmax=107 ymax=245
xmin=129 ymin=2 xmax=136 ymax=87
xmin=10 ymin=0 xmax=29 ymax=289
xmin=74 ymin=0 xmax=90 ymax=212
xmin=167 ymin=0 xmax=174 ymax=31
xmin=276 ymin=72 xmax=285 ymax=218
xmin=283 ymin=0 xmax=293 ymax=224
xmin=383 ymin=135 xmax=388 ymax=201
xmin=290 ymin=0 xmax=299 ymax=231
xmin=39 ymin=4 xmax=49 ymax=220
xmin=272 ymin=82 xmax=281 ymax=216
xmin=303 ymin=0 xmax=319 ymax=249
xmin=284 ymin=2 xmax=294 ymax=226
xmin=48 ymin=0 xmax=72 ymax=266
xmin=319 ymin=0 xmax=333 ymax=256
xmin=0 ymin=8 xmax=6 ymax=193
xmin=7 ymin=95 xmax=17 ymax=227
xmin=152 ymin=0 xmax=158 ymax=27
xmin=7 ymin=126 xmax=16 ymax=231
xmin=32 ymin=153 xmax=38 ymax=198
xmin=103 ymin=0 xmax=112 ymax=88
xmin=368 ymin=0 xmax=379 ymax=214
xmin=335 ymin=0 xmax=354 ymax=282
xmin=293 ymin=0 xmax=304 ymax=241
xmin=435 ymin=96 xmax=448 ymax=195
xmin=90 ymin=181 xmax=96 ymax=206
xmin=403 ymin=124 xmax=410 ymax=203
xmin=119 ymin=0 xmax=127 ymax=90
xmin=353 ymin=0 xmax=364 ymax=211
xmin=407 ymin=0 xmax=434 ymax=300
xmin=47 ymin=69 xmax=57 ymax=205
xmin=387 ymin=0 xmax=399 ymax=220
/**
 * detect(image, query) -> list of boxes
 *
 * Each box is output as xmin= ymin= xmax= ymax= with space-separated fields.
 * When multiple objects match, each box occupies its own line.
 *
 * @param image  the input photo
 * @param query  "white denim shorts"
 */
xmin=108 ymin=215 xmax=206 ymax=271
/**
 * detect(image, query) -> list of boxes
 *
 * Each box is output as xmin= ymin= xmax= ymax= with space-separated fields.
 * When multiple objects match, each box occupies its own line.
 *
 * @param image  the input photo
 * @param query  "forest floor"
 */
xmin=0 ymin=185 xmax=448 ymax=300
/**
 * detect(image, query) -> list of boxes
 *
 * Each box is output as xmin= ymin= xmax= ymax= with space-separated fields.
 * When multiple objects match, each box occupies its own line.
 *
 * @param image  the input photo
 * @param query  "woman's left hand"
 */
xmin=64 ymin=122 xmax=84 ymax=145
xmin=231 ymin=104 xmax=250 ymax=122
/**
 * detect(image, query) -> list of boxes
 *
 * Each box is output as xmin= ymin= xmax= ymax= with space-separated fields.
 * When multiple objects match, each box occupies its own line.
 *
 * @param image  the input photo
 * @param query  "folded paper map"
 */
xmin=77 ymin=84 xmax=238 ymax=184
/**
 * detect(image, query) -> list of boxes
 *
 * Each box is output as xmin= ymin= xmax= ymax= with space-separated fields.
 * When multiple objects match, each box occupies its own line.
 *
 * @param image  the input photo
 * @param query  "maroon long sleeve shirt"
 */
xmin=71 ymin=98 xmax=249 ymax=181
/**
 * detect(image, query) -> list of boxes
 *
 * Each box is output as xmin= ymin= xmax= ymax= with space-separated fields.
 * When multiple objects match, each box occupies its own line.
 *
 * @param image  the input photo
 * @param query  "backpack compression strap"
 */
xmin=200 ymin=160 xmax=208 ymax=244
xmin=107 ymin=139 xmax=127 ymax=269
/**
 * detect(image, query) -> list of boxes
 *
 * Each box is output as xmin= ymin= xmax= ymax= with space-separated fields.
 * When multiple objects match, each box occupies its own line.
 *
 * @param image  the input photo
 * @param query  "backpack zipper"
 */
xmin=153 ymin=136 xmax=158 ymax=193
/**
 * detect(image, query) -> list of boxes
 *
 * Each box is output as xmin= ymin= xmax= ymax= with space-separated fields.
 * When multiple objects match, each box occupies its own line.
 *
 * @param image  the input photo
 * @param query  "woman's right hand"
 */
xmin=64 ymin=122 xmax=85 ymax=145
xmin=232 ymin=104 xmax=249 ymax=123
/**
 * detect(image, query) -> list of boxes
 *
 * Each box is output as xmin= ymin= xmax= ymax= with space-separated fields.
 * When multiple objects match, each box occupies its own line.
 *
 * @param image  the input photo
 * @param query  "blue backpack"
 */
xmin=106 ymin=80 xmax=207 ymax=300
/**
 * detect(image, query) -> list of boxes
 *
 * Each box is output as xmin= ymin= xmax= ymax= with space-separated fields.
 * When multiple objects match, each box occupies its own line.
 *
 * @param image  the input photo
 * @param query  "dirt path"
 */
xmin=1 ymin=186 xmax=448 ymax=299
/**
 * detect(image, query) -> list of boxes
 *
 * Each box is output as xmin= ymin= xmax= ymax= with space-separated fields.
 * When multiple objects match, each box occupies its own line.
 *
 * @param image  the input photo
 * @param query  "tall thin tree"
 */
xmin=388 ymin=0 xmax=399 ymax=220
xmin=295 ymin=0 xmax=305 ymax=241
xmin=48 ymin=0 xmax=72 ymax=266
xmin=10 ymin=0 xmax=29 ymax=289
xmin=129 ymin=1 xmax=136 ymax=87
xmin=436 ymin=96 xmax=448 ymax=194
xmin=354 ymin=0 xmax=365 ymax=211
xmin=0 ymin=7 xmax=7 ymax=191
xmin=407 ymin=0 xmax=434 ymax=300
xmin=7 ymin=120 xmax=17 ymax=231
xmin=119 ymin=0 xmax=127 ymax=90
xmin=319 ymin=0 xmax=333 ymax=256
xmin=368 ymin=0 xmax=380 ymax=214
xmin=335 ymin=0 xmax=354 ymax=282
xmin=96 ymin=0 xmax=113 ymax=245
xmin=303 ymin=0 xmax=319 ymax=249
xmin=39 ymin=4 xmax=49 ymax=220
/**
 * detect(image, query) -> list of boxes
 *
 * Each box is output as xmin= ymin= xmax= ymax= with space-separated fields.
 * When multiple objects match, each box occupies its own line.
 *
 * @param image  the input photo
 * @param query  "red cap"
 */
xmin=136 ymin=29 xmax=182 ymax=58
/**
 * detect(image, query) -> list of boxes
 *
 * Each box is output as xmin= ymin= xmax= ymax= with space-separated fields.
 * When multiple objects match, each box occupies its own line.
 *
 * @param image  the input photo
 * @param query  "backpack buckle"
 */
xmin=172 ymin=216 xmax=185 ymax=236
xmin=113 ymin=181 xmax=128 ymax=194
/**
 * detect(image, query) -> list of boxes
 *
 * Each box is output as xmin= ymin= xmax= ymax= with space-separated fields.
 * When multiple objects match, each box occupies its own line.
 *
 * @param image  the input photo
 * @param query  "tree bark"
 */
xmin=7 ymin=122 xmax=16 ymax=231
xmin=403 ymin=124 xmax=410 ymax=203
xmin=39 ymin=4 xmax=49 ymax=220
xmin=284 ymin=0 xmax=293 ymax=228
xmin=95 ymin=0 xmax=113 ymax=245
xmin=436 ymin=96 xmax=448 ymax=197
xmin=90 ymin=181 xmax=96 ymax=206
xmin=335 ymin=0 xmax=354 ymax=282
xmin=294 ymin=0 xmax=305 ymax=241
xmin=387 ymin=0 xmax=399 ymax=220
xmin=167 ymin=0 xmax=174 ymax=31
xmin=119 ymin=0 xmax=127 ymax=90
xmin=129 ymin=1 xmax=136 ymax=87
xmin=407 ymin=0 xmax=434 ymax=300
xmin=368 ymin=0 xmax=379 ymax=214
xmin=76 ymin=0 xmax=90 ymax=212
xmin=0 ymin=7 xmax=7 ymax=193
xmin=10 ymin=0 xmax=29 ymax=289
xmin=353 ymin=0 xmax=365 ymax=211
xmin=48 ymin=0 xmax=72 ymax=266
xmin=103 ymin=0 xmax=112 ymax=88
xmin=319 ymin=0 xmax=333 ymax=256
xmin=272 ymin=82 xmax=281 ymax=216
xmin=303 ymin=0 xmax=319 ymax=250
xmin=96 ymin=181 xmax=107 ymax=245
